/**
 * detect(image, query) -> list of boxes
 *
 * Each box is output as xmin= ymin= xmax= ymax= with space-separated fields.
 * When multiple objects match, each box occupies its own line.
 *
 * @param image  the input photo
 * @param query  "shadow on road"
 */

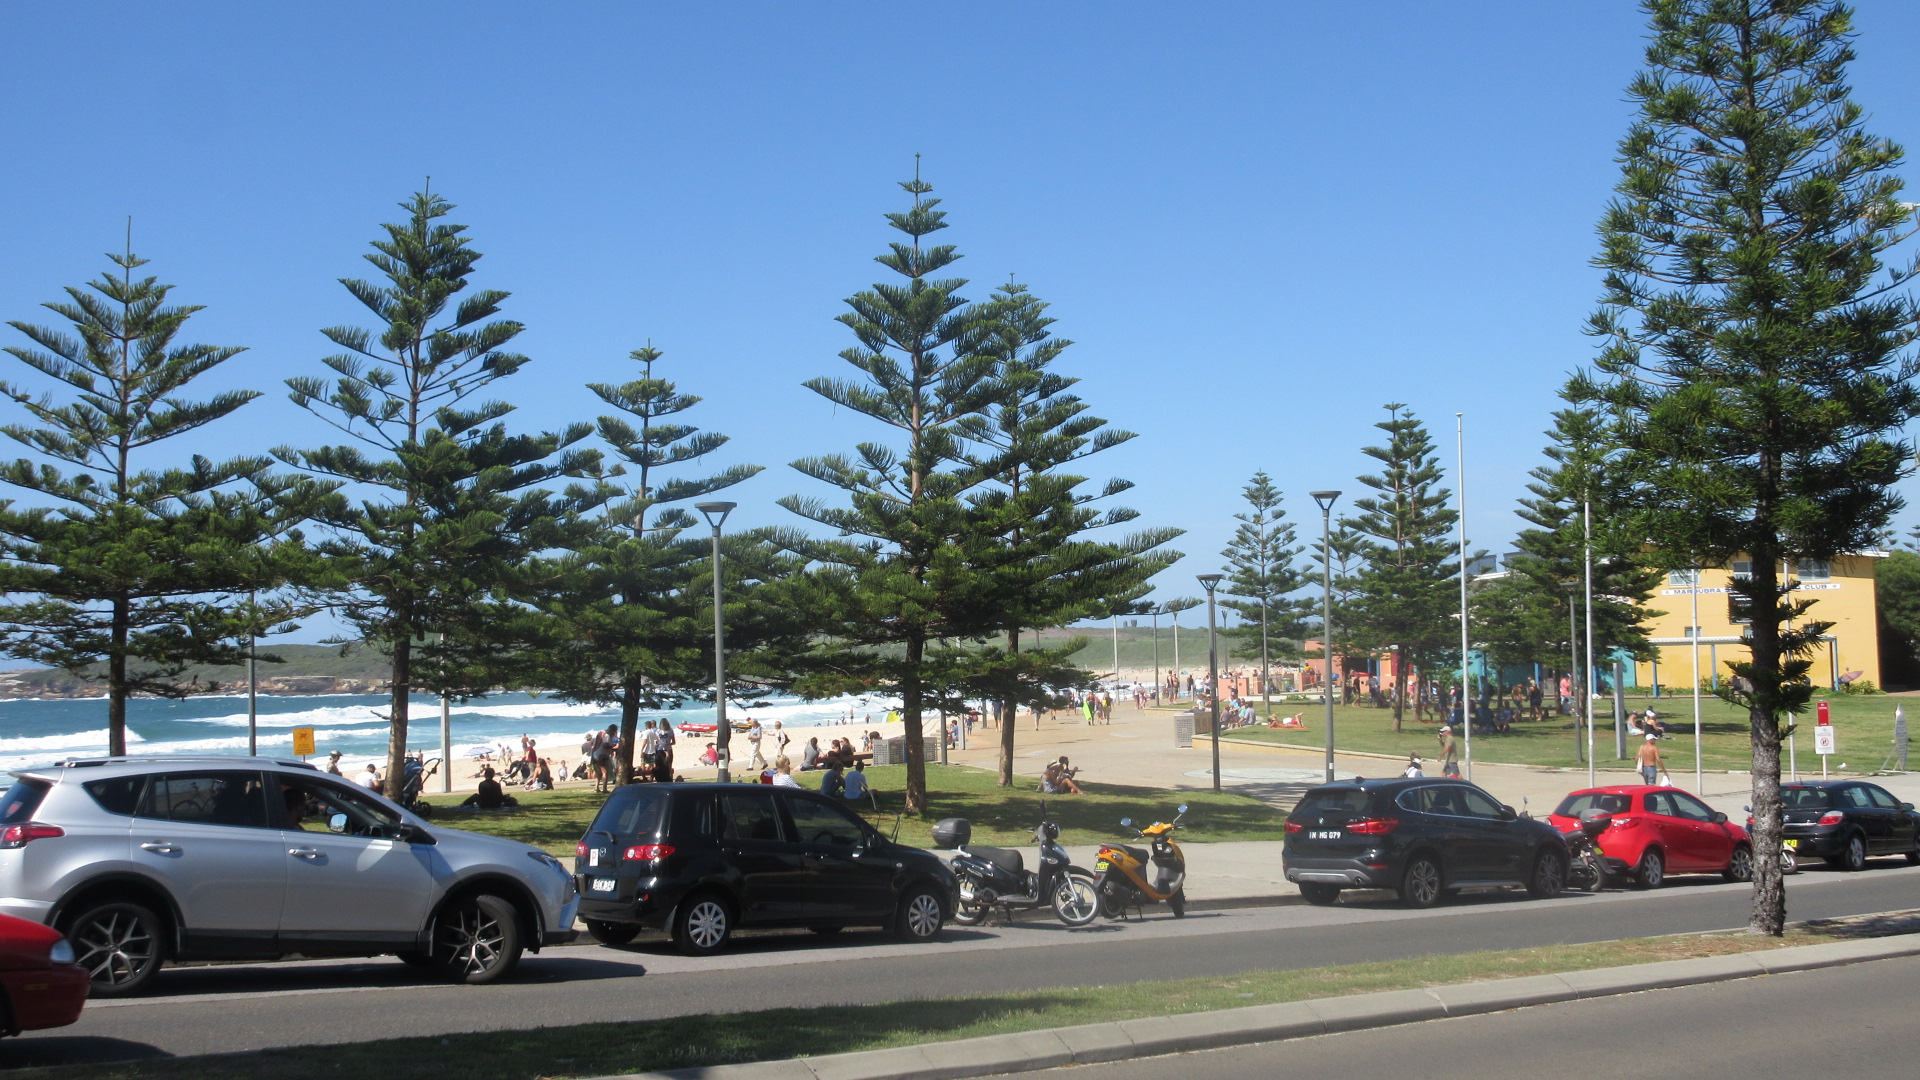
xmin=1 ymin=1035 xmax=170 ymax=1069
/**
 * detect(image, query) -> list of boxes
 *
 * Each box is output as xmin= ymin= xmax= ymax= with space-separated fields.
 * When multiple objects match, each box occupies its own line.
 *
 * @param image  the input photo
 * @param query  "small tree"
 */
xmin=1572 ymin=0 xmax=1920 ymax=934
xmin=1341 ymin=403 xmax=1460 ymax=729
xmin=1220 ymin=472 xmax=1309 ymax=717
xmin=281 ymin=189 xmax=603 ymax=796
xmin=0 ymin=247 xmax=328 ymax=754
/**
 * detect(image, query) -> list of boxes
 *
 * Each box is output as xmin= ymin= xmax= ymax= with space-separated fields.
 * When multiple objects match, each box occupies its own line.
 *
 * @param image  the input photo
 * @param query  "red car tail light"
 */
xmin=1611 ymin=816 xmax=1638 ymax=829
xmin=1818 ymin=811 xmax=1844 ymax=826
xmin=575 ymin=840 xmax=590 ymax=858
xmin=0 ymin=823 xmax=64 ymax=849
xmin=1285 ymin=821 xmax=1303 ymax=833
xmin=1347 ymin=817 xmax=1398 ymax=835
xmin=623 ymin=844 xmax=676 ymax=862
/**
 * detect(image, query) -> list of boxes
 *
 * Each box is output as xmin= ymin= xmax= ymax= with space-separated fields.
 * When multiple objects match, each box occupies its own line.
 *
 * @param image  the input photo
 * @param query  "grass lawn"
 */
xmin=419 ymin=763 xmax=1285 ymax=857
xmin=28 ymin=918 xmax=1904 ymax=1080
xmin=1198 ymin=693 xmax=1911 ymax=772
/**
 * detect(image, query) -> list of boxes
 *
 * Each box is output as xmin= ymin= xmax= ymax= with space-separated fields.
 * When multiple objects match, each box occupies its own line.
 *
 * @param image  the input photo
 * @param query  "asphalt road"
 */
xmin=9 ymin=863 xmax=1920 ymax=1068
xmin=1046 ymin=953 xmax=1920 ymax=1080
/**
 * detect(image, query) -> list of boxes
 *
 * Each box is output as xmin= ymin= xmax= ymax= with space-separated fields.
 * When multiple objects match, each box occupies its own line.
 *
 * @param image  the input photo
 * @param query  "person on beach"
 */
xmin=700 ymin=742 xmax=718 ymax=766
xmin=655 ymin=719 xmax=676 ymax=783
xmin=462 ymin=766 xmax=519 ymax=809
xmin=325 ymin=750 xmax=344 ymax=777
xmin=770 ymin=755 xmax=799 ymax=788
xmin=800 ymin=736 xmax=821 ymax=771
xmin=528 ymin=758 xmax=553 ymax=791
xmin=820 ymin=760 xmax=845 ymax=798
xmin=774 ymin=720 xmax=791 ymax=758
xmin=592 ymin=725 xmax=618 ymax=793
xmin=843 ymin=760 xmax=869 ymax=801
xmin=639 ymin=720 xmax=663 ymax=783
xmin=355 ymin=763 xmax=381 ymax=791
xmin=745 ymin=718 xmax=766 ymax=769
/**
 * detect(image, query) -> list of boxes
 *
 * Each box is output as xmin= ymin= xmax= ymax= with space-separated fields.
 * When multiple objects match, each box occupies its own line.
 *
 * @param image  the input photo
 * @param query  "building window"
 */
xmin=1731 ymin=560 xmax=1752 ymax=580
xmin=1668 ymin=569 xmax=1700 ymax=586
xmin=1795 ymin=559 xmax=1831 ymax=581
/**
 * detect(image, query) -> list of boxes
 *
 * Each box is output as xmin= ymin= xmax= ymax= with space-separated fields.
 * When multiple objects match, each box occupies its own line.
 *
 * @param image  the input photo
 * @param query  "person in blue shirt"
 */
xmin=842 ymin=760 xmax=869 ymax=801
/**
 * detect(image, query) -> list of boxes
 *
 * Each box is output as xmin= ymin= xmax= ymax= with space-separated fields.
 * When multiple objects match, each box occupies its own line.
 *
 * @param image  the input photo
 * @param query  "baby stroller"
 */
xmin=397 ymin=757 xmax=440 ymax=818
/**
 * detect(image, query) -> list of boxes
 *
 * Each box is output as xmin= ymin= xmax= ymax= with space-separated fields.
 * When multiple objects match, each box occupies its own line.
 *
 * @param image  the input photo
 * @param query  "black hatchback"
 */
xmin=1282 ymin=778 xmax=1570 ymax=908
xmin=1778 ymin=780 xmax=1920 ymax=871
xmin=573 ymin=783 xmax=955 ymax=955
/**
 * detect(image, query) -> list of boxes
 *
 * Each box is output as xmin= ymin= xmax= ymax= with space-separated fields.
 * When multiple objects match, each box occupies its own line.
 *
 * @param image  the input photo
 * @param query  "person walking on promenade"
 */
xmin=1637 ymin=733 xmax=1668 ymax=785
xmin=745 ymin=718 xmax=767 ymax=769
xmin=1436 ymin=724 xmax=1460 ymax=778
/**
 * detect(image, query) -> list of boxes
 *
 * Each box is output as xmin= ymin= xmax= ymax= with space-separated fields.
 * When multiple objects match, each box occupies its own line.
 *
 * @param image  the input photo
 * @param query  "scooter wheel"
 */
xmin=1167 ymin=889 xmax=1186 ymax=918
xmin=952 ymin=901 xmax=988 ymax=926
xmin=1052 ymin=872 xmax=1101 ymax=927
xmin=1096 ymin=878 xmax=1128 ymax=919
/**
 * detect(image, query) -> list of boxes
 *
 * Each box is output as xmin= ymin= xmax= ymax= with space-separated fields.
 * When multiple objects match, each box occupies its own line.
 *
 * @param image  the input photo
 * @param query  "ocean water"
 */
xmin=0 ymin=690 xmax=902 ymax=774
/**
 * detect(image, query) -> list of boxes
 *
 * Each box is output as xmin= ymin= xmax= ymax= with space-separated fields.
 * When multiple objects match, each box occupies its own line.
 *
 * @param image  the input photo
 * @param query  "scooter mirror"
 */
xmin=1176 ymin=804 xmax=1188 ymax=814
xmin=1120 ymin=817 xmax=1133 ymax=827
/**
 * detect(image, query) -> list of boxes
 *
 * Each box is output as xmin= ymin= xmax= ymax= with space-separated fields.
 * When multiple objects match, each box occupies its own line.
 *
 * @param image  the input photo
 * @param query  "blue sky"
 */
xmin=5 ymin=2 xmax=1920 ymax=640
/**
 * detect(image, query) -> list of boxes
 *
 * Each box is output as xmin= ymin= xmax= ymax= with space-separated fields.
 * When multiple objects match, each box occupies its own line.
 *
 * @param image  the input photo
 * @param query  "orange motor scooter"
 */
xmin=1092 ymin=804 xmax=1189 ymax=918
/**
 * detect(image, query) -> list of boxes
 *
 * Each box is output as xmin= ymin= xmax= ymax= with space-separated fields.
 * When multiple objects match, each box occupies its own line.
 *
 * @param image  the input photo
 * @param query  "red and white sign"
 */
xmin=1814 ymin=702 xmax=1835 ymax=756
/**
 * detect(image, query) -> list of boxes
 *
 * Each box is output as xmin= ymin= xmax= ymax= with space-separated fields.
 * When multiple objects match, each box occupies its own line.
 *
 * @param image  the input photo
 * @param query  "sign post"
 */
xmin=1813 ymin=702 xmax=1835 ymax=779
xmin=291 ymin=726 xmax=316 ymax=759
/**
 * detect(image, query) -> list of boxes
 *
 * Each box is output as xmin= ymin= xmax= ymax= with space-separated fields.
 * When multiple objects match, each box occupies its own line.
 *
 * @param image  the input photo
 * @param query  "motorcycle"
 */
xmin=1743 ymin=805 xmax=1800 ymax=875
xmin=934 ymin=812 xmax=1100 ymax=927
xmin=1093 ymin=804 xmax=1189 ymax=918
xmin=1562 ymin=808 xmax=1611 ymax=891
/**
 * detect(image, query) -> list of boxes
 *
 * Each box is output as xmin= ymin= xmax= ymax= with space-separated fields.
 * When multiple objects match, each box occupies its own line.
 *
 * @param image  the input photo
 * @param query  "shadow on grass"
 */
xmin=20 ymin=994 xmax=1085 ymax=1080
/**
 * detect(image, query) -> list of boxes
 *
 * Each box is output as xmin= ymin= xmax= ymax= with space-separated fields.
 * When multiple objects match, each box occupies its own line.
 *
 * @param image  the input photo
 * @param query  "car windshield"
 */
xmin=1292 ymin=788 xmax=1372 ymax=816
xmin=1782 ymin=787 xmax=1832 ymax=810
xmin=1553 ymin=792 xmax=1629 ymax=818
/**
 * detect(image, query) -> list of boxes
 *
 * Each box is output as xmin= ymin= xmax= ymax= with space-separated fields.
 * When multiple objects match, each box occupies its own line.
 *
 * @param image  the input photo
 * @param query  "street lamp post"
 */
xmin=1198 ymin=574 xmax=1224 ymax=792
xmin=1310 ymin=491 xmax=1341 ymax=784
xmin=696 ymin=501 xmax=737 ymax=782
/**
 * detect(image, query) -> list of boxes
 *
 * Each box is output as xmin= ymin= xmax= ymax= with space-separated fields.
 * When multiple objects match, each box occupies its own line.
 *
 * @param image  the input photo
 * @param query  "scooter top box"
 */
xmin=931 ymin=817 xmax=971 ymax=850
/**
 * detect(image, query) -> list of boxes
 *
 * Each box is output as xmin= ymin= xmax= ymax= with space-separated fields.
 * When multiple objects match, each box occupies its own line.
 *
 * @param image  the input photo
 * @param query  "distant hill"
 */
xmin=0 ymin=643 xmax=393 ymax=699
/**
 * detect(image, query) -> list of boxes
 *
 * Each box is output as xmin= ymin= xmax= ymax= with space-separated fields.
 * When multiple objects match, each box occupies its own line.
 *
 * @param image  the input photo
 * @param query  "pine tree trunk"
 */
xmin=998 ymin=628 xmax=1019 ymax=787
xmin=387 ymin=635 xmax=411 ymax=800
xmin=617 ymin=675 xmax=643 ymax=787
xmin=1391 ymin=649 xmax=1405 ymax=730
xmin=903 ymin=633 xmax=927 ymax=814
xmin=1747 ymin=558 xmax=1786 ymax=935
xmin=108 ymin=596 xmax=129 ymax=757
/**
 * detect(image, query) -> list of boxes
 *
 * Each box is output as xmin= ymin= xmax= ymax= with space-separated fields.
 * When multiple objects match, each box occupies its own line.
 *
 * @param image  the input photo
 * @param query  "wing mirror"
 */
xmin=1119 ymin=817 xmax=1133 ymax=827
xmin=328 ymin=812 xmax=349 ymax=834
xmin=1710 ymin=812 xmax=1728 ymax=824
xmin=1902 ymin=802 xmax=1915 ymax=812
xmin=1499 ymin=804 xmax=1517 ymax=820
xmin=1177 ymin=804 xmax=1189 ymax=814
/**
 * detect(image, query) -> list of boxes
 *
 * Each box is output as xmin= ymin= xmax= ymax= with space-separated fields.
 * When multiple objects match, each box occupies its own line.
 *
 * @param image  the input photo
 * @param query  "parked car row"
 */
xmin=1282 ymin=775 xmax=1920 ymax=907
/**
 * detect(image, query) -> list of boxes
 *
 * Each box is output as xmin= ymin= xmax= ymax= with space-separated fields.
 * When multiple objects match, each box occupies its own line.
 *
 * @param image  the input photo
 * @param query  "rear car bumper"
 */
xmin=1283 ymin=856 xmax=1395 ymax=889
xmin=575 ymin=873 xmax=681 ymax=927
xmin=1783 ymin=830 xmax=1843 ymax=859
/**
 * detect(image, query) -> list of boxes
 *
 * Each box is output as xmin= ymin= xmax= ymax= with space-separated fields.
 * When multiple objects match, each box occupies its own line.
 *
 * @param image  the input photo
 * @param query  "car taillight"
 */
xmin=1285 ymin=821 xmax=1302 ymax=833
xmin=1611 ymin=816 xmax=1637 ymax=828
xmin=576 ymin=840 xmax=589 ymax=858
xmin=1818 ymin=811 xmax=1844 ymax=826
xmin=1347 ymin=818 xmax=1397 ymax=835
xmin=0 ymin=823 xmax=64 ymax=848
xmin=623 ymin=843 xmax=676 ymax=862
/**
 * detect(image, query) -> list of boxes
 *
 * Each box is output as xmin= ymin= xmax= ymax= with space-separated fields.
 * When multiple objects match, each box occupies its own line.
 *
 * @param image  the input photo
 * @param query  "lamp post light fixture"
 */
xmin=695 ymin=500 xmax=737 ymax=782
xmin=1197 ymin=574 xmax=1225 ymax=792
xmin=1310 ymin=491 xmax=1341 ymax=784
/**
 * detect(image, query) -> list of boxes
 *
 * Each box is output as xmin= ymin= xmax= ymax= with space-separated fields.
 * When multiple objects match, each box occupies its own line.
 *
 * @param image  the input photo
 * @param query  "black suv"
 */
xmin=573 ymin=783 xmax=954 ymax=955
xmin=1777 ymin=780 xmax=1920 ymax=871
xmin=1282 ymin=778 xmax=1569 ymax=907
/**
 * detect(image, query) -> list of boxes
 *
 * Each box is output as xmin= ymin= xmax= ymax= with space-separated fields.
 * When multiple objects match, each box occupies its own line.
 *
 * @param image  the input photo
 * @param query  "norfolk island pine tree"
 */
xmin=1220 ymin=472 xmax=1312 ymax=719
xmin=1570 ymin=0 xmax=1920 ymax=934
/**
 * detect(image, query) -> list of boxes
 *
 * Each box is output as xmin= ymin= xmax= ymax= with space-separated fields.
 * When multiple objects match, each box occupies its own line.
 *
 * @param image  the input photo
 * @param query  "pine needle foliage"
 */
xmin=278 ymin=189 xmax=606 ymax=796
xmin=1569 ymin=0 xmax=1920 ymax=934
xmin=0 ymin=248 xmax=332 ymax=754
xmin=1219 ymin=472 xmax=1310 ymax=717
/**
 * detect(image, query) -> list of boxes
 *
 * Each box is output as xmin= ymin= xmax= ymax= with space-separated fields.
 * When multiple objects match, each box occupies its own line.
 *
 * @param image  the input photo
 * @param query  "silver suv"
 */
xmin=0 ymin=756 xmax=579 ymax=995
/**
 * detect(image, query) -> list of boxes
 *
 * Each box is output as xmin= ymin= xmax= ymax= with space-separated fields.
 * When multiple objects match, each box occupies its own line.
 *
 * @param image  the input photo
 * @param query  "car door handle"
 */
xmin=139 ymin=841 xmax=181 ymax=854
xmin=288 ymin=846 xmax=323 ymax=860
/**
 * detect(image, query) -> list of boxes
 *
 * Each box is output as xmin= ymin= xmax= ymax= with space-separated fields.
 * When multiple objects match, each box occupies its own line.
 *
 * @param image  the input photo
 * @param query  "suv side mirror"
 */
xmin=1499 ymin=805 xmax=1517 ymax=821
xmin=1902 ymin=802 xmax=1915 ymax=812
xmin=328 ymin=812 xmax=349 ymax=834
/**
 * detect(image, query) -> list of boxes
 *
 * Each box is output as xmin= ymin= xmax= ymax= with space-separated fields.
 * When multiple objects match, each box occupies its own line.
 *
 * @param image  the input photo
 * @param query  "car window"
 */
xmin=1666 ymin=792 xmax=1715 ymax=822
xmin=83 ymin=776 xmax=146 ymax=816
xmin=1417 ymin=787 xmax=1464 ymax=816
xmin=1863 ymin=785 xmax=1901 ymax=810
xmin=1643 ymin=792 xmax=1675 ymax=817
xmin=1839 ymin=786 xmax=1874 ymax=809
xmin=1295 ymin=788 xmax=1372 ymax=815
xmin=276 ymin=775 xmax=403 ymax=836
xmin=0 ymin=779 xmax=50 ymax=824
xmin=142 ymin=773 xmax=270 ymax=829
xmin=1782 ymin=787 xmax=1831 ymax=810
xmin=721 ymin=791 xmax=784 ymax=842
xmin=595 ymin=788 xmax=669 ymax=839
xmin=786 ymin=795 xmax=867 ymax=847
xmin=1553 ymin=792 xmax=1629 ymax=818
xmin=1457 ymin=787 xmax=1505 ymax=820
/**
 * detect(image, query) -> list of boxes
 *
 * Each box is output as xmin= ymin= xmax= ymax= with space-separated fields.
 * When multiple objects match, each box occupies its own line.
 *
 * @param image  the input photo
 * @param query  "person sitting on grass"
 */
xmin=461 ymin=766 xmax=519 ymax=810
xmin=771 ymin=755 xmax=799 ymax=788
xmin=842 ymin=760 xmax=870 ymax=801
xmin=1041 ymin=757 xmax=1082 ymax=795
xmin=820 ymin=760 xmax=845 ymax=799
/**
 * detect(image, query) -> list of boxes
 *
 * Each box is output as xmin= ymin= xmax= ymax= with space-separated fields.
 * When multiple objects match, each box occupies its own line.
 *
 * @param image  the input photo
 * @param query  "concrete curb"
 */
xmin=601 ymin=935 xmax=1920 ymax=1080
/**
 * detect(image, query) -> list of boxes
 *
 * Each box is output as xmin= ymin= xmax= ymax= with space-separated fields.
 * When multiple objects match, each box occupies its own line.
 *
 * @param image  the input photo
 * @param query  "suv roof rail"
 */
xmin=52 ymin=755 xmax=320 ymax=771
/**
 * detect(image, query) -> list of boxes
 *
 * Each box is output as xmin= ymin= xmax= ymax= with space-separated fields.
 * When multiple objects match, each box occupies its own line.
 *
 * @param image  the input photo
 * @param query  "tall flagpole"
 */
xmin=1691 ymin=566 xmax=1703 ymax=791
xmin=1456 ymin=413 xmax=1471 ymax=780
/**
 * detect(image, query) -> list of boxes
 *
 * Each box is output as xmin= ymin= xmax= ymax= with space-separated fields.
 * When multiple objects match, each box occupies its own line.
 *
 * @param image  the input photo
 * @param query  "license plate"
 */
xmin=1094 ymin=859 xmax=1110 ymax=870
xmin=590 ymin=878 xmax=616 ymax=893
xmin=1790 ymin=839 xmax=1804 ymax=850
xmin=1310 ymin=830 xmax=1342 ymax=840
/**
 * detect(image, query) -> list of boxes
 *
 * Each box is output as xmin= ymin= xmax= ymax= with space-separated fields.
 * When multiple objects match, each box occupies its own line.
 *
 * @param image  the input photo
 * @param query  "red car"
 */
xmin=1547 ymin=785 xmax=1753 ymax=888
xmin=0 ymin=913 xmax=89 ymax=1036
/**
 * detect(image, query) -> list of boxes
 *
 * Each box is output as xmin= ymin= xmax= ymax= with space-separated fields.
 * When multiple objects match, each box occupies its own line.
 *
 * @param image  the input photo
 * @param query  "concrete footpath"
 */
xmin=601 ymin=934 xmax=1920 ymax=1080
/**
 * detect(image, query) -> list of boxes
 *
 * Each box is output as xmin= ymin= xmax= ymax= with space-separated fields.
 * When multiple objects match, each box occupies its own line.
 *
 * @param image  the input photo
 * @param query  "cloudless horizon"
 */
xmin=6 ymin=2 xmax=1920 ymax=644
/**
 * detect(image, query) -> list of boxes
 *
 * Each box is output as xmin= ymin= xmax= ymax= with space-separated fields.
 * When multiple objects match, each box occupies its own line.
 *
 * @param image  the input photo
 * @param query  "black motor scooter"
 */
xmin=934 ymin=812 xmax=1100 ymax=926
xmin=1562 ymin=808 xmax=1611 ymax=891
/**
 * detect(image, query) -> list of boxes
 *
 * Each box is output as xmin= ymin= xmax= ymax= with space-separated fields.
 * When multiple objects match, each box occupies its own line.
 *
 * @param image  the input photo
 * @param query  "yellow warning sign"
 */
xmin=291 ymin=727 xmax=316 ymax=757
